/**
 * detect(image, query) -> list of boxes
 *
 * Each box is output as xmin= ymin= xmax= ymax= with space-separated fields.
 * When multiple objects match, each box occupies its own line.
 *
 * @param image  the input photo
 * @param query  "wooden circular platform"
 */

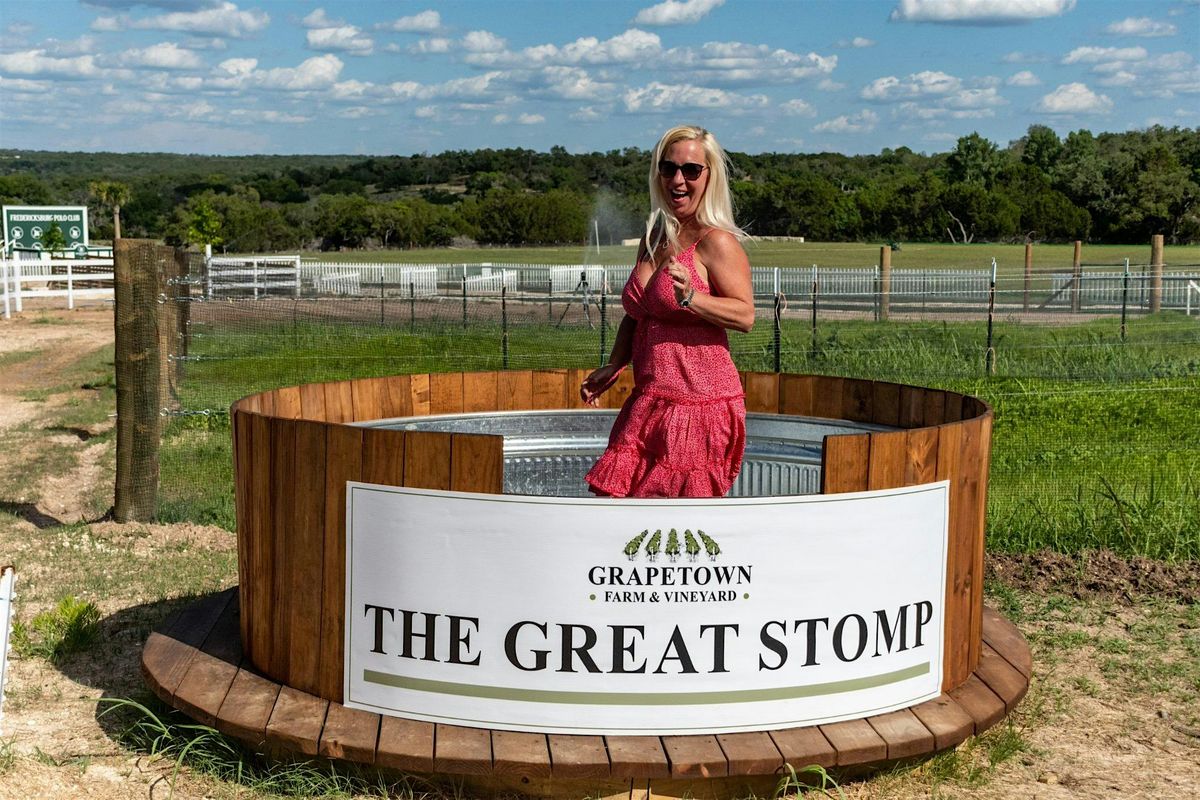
xmin=142 ymin=588 xmax=1031 ymax=797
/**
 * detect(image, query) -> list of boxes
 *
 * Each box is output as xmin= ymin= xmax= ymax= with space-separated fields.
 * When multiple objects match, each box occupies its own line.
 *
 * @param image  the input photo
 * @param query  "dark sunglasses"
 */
xmin=658 ymin=160 xmax=707 ymax=180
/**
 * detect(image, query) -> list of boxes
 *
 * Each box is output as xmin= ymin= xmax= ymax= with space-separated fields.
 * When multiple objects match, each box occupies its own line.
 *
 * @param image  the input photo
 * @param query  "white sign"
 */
xmin=345 ymin=483 xmax=948 ymax=735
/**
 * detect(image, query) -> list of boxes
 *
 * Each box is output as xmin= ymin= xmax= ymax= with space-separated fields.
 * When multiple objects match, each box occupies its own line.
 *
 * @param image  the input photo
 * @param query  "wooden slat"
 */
xmin=247 ymin=413 xmax=274 ymax=675
xmin=566 ymin=368 xmax=592 ymax=410
xmin=323 ymin=380 xmax=354 ymax=424
xmin=318 ymin=703 xmax=380 ymax=764
xmin=872 ymin=381 xmax=901 ymax=427
xmin=492 ymin=731 xmax=552 ymax=780
xmin=258 ymin=390 xmax=277 ymax=418
xmin=265 ymin=686 xmax=329 ymax=757
xmin=451 ymin=433 xmax=504 ymax=493
xmin=819 ymin=719 xmax=886 ymax=765
xmin=971 ymin=414 xmax=994 ymax=673
xmin=769 ymin=726 xmax=836 ymax=769
xmin=376 ymin=717 xmax=435 ymax=773
xmin=498 ymin=370 xmax=534 ymax=410
xmin=299 ymin=382 xmax=327 ymax=421
xmin=716 ymin=732 xmax=782 ymax=775
xmin=975 ymin=643 xmax=1029 ymax=712
xmin=908 ymin=694 xmax=973 ymax=751
xmin=958 ymin=418 xmax=985 ymax=675
xmin=214 ymin=668 xmax=280 ymax=747
xmin=318 ymin=424 xmax=362 ymax=702
xmin=463 ymin=372 xmax=500 ymax=413
xmin=434 ymin=724 xmax=493 ymax=775
xmin=289 ymin=420 xmax=327 ymax=694
xmin=935 ymin=422 xmax=968 ymax=690
xmin=842 ymin=378 xmax=873 ymax=422
xmin=274 ymin=386 xmax=302 ymax=419
xmin=942 ymin=393 xmax=964 ymax=423
xmin=430 ymin=372 xmax=465 ymax=414
xmin=981 ymin=606 xmax=1031 ymax=678
xmin=362 ymin=428 xmax=406 ymax=487
xmin=866 ymin=430 xmax=907 ymax=490
xmin=779 ymin=374 xmax=815 ymax=417
xmin=269 ymin=418 xmax=298 ymax=681
xmin=606 ymin=735 xmax=670 ymax=779
xmin=810 ymin=376 xmax=844 ymax=420
xmin=172 ymin=593 xmax=240 ymax=726
xmin=548 ymin=734 xmax=611 ymax=779
xmin=948 ymin=674 xmax=1006 ymax=733
xmin=904 ymin=427 xmax=939 ymax=486
xmin=403 ymin=430 xmax=452 ymax=490
xmin=199 ymin=588 xmax=243 ymax=665
xmin=409 ymin=373 xmax=432 ymax=415
xmin=865 ymin=709 xmax=934 ymax=760
xmin=351 ymin=377 xmax=384 ymax=422
xmin=532 ymin=370 xmax=569 ymax=410
xmin=922 ymin=390 xmax=947 ymax=427
xmin=233 ymin=412 xmax=254 ymax=650
xmin=141 ymin=633 xmax=198 ymax=704
xmin=662 ymin=735 xmax=727 ymax=778
xmin=743 ymin=372 xmax=779 ymax=413
xmin=821 ymin=433 xmax=869 ymax=494
xmin=379 ymin=374 xmax=412 ymax=419
xmin=899 ymin=386 xmax=924 ymax=429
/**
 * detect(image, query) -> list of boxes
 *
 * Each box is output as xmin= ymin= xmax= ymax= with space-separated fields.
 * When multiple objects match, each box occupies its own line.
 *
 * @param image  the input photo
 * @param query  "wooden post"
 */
xmin=114 ymin=239 xmax=164 ymax=522
xmin=1023 ymin=243 xmax=1032 ymax=313
xmin=1070 ymin=240 xmax=1082 ymax=313
xmin=879 ymin=245 xmax=891 ymax=321
xmin=1150 ymin=234 xmax=1164 ymax=314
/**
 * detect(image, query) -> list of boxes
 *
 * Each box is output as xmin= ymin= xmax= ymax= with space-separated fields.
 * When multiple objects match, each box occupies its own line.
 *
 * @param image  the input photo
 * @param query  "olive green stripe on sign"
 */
xmin=362 ymin=662 xmax=929 ymax=705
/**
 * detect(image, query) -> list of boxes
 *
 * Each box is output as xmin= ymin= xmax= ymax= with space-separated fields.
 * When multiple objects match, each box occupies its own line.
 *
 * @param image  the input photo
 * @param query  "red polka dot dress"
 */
xmin=585 ymin=237 xmax=746 ymax=498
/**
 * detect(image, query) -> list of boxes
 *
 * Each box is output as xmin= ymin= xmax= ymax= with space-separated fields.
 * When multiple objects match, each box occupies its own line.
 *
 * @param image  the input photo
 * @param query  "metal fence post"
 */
xmin=547 ymin=278 xmax=553 ymax=323
xmin=1120 ymin=258 xmax=1130 ymax=342
xmin=873 ymin=264 xmax=881 ymax=322
xmin=985 ymin=258 xmax=997 ymax=376
xmin=502 ymin=286 xmax=509 ymax=369
xmin=773 ymin=290 xmax=782 ymax=373
xmin=1023 ymin=242 xmax=1032 ymax=312
xmin=379 ymin=265 xmax=386 ymax=326
xmin=409 ymin=279 xmax=415 ymax=331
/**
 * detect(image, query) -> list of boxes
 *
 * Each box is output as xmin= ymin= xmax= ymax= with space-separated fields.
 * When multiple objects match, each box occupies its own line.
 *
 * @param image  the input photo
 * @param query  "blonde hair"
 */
xmin=645 ymin=125 xmax=746 ymax=254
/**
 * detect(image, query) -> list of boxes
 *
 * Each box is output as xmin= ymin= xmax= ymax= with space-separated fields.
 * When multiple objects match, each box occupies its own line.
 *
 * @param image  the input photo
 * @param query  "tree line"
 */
xmin=1 ymin=125 xmax=1196 ymax=250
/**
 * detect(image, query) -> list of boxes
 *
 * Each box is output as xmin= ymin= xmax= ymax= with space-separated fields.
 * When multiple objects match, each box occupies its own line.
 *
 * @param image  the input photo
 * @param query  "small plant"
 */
xmin=645 ymin=529 xmax=662 ymax=561
xmin=684 ymin=529 xmax=701 ymax=561
xmin=12 ymin=596 xmax=100 ymax=663
xmin=665 ymin=528 xmax=681 ymax=561
xmin=774 ymin=762 xmax=845 ymax=798
xmin=624 ymin=530 xmax=649 ymax=560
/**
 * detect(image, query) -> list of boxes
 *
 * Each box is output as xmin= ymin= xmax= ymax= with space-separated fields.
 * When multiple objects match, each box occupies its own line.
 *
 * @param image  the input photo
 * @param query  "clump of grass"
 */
xmin=12 ymin=595 xmax=100 ymax=663
xmin=774 ymin=763 xmax=845 ymax=798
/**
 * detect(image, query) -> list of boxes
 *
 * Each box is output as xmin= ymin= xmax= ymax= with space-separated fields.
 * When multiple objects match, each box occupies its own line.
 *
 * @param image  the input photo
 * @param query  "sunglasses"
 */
xmin=658 ymin=160 xmax=707 ymax=180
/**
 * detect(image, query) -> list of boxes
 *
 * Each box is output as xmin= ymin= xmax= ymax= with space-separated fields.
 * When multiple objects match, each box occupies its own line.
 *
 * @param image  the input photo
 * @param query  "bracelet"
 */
xmin=679 ymin=287 xmax=696 ymax=308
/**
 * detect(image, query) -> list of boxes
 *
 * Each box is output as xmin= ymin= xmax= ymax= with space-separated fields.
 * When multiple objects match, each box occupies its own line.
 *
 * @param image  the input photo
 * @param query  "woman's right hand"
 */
xmin=580 ymin=363 xmax=624 ymax=406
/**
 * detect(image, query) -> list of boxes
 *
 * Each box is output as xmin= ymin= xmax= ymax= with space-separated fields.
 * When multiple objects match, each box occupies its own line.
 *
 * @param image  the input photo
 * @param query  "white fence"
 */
xmin=2 ymin=258 xmax=114 ymax=318
xmin=1049 ymin=270 xmax=1200 ymax=308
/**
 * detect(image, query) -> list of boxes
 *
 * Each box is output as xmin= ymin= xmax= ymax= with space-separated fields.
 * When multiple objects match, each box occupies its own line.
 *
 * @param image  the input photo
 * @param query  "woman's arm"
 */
xmin=666 ymin=230 xmax=755 ymax=333
xmin=580 ymin=314 xmax=637 ymax=404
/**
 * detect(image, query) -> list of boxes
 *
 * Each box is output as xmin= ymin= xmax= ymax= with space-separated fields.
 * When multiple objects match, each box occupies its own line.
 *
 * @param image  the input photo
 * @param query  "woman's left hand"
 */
xmin=666 ymin=257 xmax=692 ymax=306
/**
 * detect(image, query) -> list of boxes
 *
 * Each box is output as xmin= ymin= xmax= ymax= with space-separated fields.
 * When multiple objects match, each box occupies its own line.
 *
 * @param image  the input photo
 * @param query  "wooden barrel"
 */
xmin=231 ymin=370 xmax=991 ymax=703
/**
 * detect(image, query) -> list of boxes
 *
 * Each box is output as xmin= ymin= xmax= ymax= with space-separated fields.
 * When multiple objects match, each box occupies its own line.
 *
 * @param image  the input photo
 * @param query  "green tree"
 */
xmin=89 ymin=180 xmax=132 ymax=240
xmin=185 ymin=196 xmax=224 ymax=248
xmin=946 ymin=133 xmax=1005 ymax=188
xmin=1019 ymin=125 xmax=1063 ymax=175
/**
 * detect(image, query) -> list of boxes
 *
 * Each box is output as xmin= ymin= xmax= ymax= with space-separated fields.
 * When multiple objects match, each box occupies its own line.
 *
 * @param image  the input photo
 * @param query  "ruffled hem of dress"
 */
xmin=585 ymin=445 xmax=739 ymax=498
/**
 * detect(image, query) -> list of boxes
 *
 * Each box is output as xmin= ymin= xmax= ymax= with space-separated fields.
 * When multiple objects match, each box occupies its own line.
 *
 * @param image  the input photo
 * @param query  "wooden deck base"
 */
xmin=142 ymin=589 xmax=1031 ymax=798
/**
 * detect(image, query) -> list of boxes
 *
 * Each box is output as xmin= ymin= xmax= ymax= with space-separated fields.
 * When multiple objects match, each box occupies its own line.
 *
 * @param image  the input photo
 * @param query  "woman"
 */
xmin=582 ymin=125 xmax=754 ymax=498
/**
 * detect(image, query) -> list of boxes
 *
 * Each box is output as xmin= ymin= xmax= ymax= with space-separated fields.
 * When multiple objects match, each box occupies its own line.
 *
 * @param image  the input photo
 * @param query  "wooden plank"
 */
xmin=214 ymin=668 xmax=280 ymax=748
xmin=866 ymin=429 xmax=907 ymax=490
xmin=409 ymin=373 xmax=432 ymax=415
xmin=532 ymin=369 xmax=569 ymax=410
xmin=716 ymin=732 xmax=782 ymax=776
xmin=362 ymin=428 xmax=406 ymax=487
xmin=779 ymin=374 xmax=815 ymax=417
xmin=923 ymin=390 xmax=947 ymax=427
xmin=821 ymin=433 xmax=869 ymax=494
xmin=947 ymin=674 xmax=1006 ymax=733
xmin=269 ymin=418 xmax=298 ymax=681
xmin=299 ymin=382 xmax=327 ymax=421
xmin=981 ymin=607 xmax=1031 ymax=678
xmin=434 ymin=724 xmax=493 ymax=775
xmin=274 ymin=386 xmax=302 ymax=420
xmin=498 ymin=370 xmax=534 ymax=410
xmin=233 ymin=412 xmax=254 ymax=651
xmin=258 ymin=390 xmax=276 ymax=418
xmin=564 ymin=368 xmax=589 ymax=410
xmin=606 ymin=735 xmax=670 ymax=779
xmin=548 ymin=734 xmax=611 ymax=779
xmin=841 ymin=378 xmax=874 ymax=423
xmin=958 ymin=418 xmax=985 ymax=676
xmin=318 ymin=703 xmax=380 ymax=764
xmin=430 ymin=372 xmax=465 ymax=414
xmin=403 ymin=430 xmax=452 ymax=490
xmin=904 ymin=427 xmax=939 ymax=486
xmin=743 ymin=373 xmax=779 ymax=413
xmin=872 ymin=382 xmax=901 ymax=427
xmin=769 ymin=726 xmax=836 ymax=769
xmin=942 ymin=393 xmax=964 ymax=423
xmin=199 ymin=588 xmax=243 ymax=665
xmin=975 ymin=643 xmax=1029 ymax=712
xmin=492 ymin=731 xmax=552 ymax=780
xmin=264 ymin=686 xmax=328 ymax=757
xmin=379 ymin=374 xmax=412 ymax=419
xmin=141 ymin=633 xmax=198 ymax=704
xmin=899 ymin=386 xmax=924 ymax=429
xmin=935 ymin=422 xmax=968 ymax=691
xmin=351 ymin=377 xmax=384 ymax=422
xmin=970 ymin=414 xmax=993 ymax=673
xmin=661 ymin=735 xmax=727 ymax=778
xmin=247 ymin=413 xmax=273 ymax=676
xmin=819 ymin=719 xmax=886 ymax=765
xmin=376 ymin=717 xmax=435 ymax=773
xmin=865 ymin=709 xmax=935 ymax=760
xmin=323 ymin=380 xmax=354 ymax=424
xmin=463 ymin=371 xmax=500 ymax=413
xmin=172 ymin=596 xmax=240 ymax=726
xmin=908 ymin=694 xmax=973 ymax=751
xmin=811 ymin=376 xmax=844 ymax=420
xmin=288 ymin=420 xmax=327 ymax=694
xmin=318 ymin=424 xmax=362 ymax=703
xmin=451 ymin=434 xmax=504 ymax=493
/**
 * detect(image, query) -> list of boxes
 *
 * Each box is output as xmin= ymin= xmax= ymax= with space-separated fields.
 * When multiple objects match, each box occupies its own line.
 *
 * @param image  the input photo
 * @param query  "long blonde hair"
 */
xmin=645 ymin=125 xmax=747 ymax=255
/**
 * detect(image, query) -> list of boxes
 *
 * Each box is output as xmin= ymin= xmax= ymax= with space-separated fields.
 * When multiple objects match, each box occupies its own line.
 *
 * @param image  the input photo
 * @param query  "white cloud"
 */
xmin=114 ymin=2 xmax=270 ymax=38
xmin=1035 ymin=82 xmax=1113 ymax=114
xmin=862 ymin=70 xmax=962 ymax=101
xmin=36 ymin=35 xmax=99 ymax=57
xmin=378 ymin=10 xmax=442 ymax=33
xmin=890 ymin=0 xmax=1076 ymax=24
xmin=462 ymin=30 xmax=507 ymax=53
xmin=216 ymin=57 xmax=256 ymax=76
xmin=517 ymin=113 xmax=544 ymax=125
xmin=466 ymin=29 xmax=661 ymax=68
xmin=91 ymin=17 xmax=123 ymax=32
xmin=492 ymin=113 xmax=510 ymax=124
xmin=818 ymin=78 xmax=845 ymax=91
xmin=850 ymin=37 xmax=875 ymax=48
xmin=300 ymin=8 xmax=340 ymax=28
xmin=414 ymin=105 xmax=437 ymax=118
xmin=183 ymin=37 xmax=227 ymax=50
xmin=534 ymin=66 xmax=617 ymax=101
xmin=0 ymin=75 xmax=51 ymax=93
xmin=780 ymin=98 xmax=816 ymax=116
xmin=257 ymin=54 xmax=343 ymax=90
xmin=1104 ymin=17 xmax=1176 ymax=37
xmin=622 ymin=81 xmax=769 ymax=112
xmin=1063 ymin=46 xmax=1148 ymax=64
xmin=633 ymin=0 xmax=725 ymax=26
xmin=659 ymin=41 xmax=836 ymax=86
xmin=812 ymin=109 xmax=879 ymax=133
xmin=4 ymin=21 xmax=35 ymax=37
xmin=570 ymin=105 xmax=604 ymax=121
xmin=1097 ymin=70 xmax=1138 ymax=87
xmin=0 ymin=49 xmax=103 ymax=78
xmin=943 ymin=87 xmax=1006 ymax=109
xmin=230 ymin=109 xmax=311 ymax=124
xmin=307 ymin=26 xmax=374 ymax=56
xmin=410 ymin=38 xmax=452 ymax=54
xmin=1002 ymin=51 xmax=1049 ymax=64
xmin=1006 ymin=70 xmax=1041 ymax=86
xmin=120 ymin=41 xmax=204 ymax=69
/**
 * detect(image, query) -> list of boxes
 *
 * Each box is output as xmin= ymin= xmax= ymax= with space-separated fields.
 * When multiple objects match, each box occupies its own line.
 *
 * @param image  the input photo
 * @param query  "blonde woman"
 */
xmin=582 ymin=125 xmax=754 ymax=498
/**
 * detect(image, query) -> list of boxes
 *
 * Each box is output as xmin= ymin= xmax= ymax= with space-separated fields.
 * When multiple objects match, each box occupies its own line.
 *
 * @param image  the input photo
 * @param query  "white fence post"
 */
xmin=2 ymin=261 xmax=9 ymax=319
xmin=13 ymin=260 xmax=21 ymax=313
xmin=67 ymin=260 xmax=74 ymax=310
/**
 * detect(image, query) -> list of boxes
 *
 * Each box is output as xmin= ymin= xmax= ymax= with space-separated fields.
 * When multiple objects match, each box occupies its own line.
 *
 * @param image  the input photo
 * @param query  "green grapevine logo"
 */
xmin=623 ymin=529 xmax=721 ymax=563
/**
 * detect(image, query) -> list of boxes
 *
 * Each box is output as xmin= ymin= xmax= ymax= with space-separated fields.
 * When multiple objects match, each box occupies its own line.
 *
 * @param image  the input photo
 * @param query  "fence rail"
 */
xmin=2 ymin=258 xmax=115 ymax=318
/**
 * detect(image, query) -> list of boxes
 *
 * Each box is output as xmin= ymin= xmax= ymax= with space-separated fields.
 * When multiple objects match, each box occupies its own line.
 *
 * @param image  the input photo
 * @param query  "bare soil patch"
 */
xmin=988 ymin=549 xmax=1200 ymax=604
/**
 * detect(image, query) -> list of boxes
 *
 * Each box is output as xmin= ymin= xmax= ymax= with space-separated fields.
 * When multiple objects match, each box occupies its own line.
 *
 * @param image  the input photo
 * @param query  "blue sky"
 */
xmin=0 ymin=0 xmax=1196 ymax=156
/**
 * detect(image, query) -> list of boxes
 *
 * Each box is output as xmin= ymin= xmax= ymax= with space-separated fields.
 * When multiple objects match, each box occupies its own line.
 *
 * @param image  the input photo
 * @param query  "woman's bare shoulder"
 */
xmin=697 ymin=229 xmax=747 ymax=263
